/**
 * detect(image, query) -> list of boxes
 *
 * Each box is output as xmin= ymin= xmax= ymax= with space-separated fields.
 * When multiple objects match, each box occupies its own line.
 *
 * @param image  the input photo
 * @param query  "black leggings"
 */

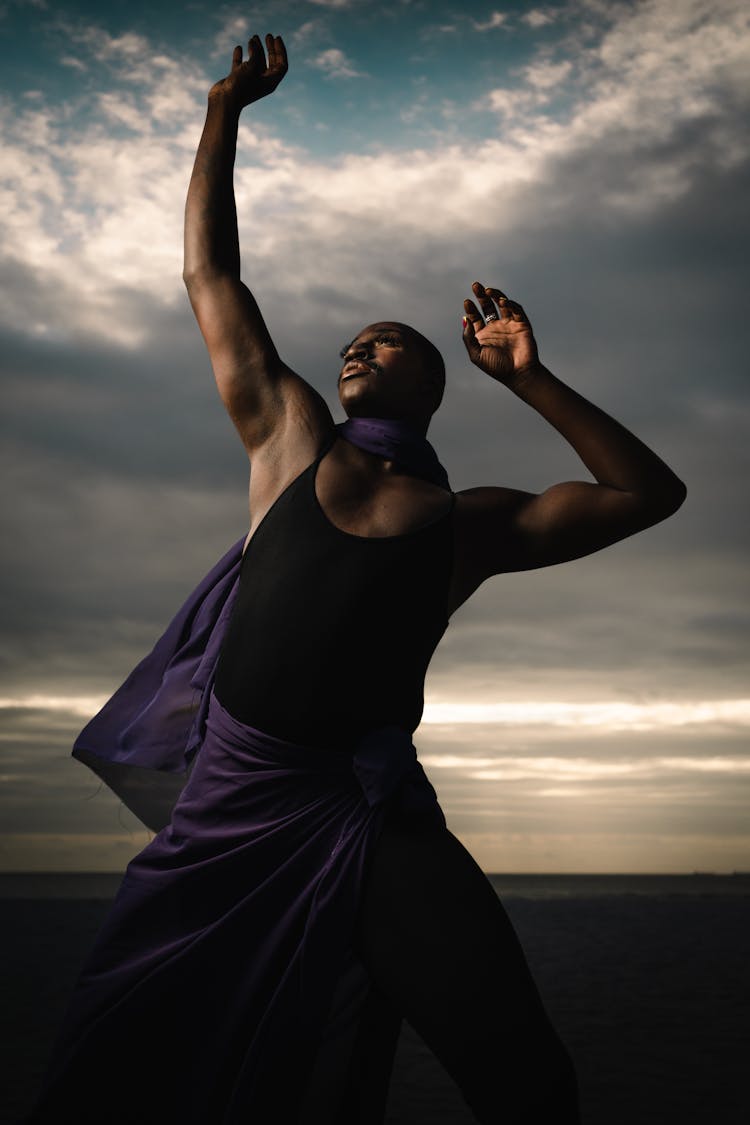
xmin=348 ymin=813 xmax=581 ymax=1124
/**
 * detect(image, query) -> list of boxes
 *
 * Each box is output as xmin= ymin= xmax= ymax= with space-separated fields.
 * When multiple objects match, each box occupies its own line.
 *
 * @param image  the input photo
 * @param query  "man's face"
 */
xmin=337 ymin=321 xmax=434 ymax=421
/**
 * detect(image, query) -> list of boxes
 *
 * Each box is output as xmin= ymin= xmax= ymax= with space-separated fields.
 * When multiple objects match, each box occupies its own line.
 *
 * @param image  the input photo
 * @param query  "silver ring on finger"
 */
xmin=484 ymin=312 xmax=499 ymax=322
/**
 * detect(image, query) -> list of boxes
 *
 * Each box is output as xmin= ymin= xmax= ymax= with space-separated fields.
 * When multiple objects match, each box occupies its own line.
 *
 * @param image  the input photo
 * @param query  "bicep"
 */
xmin=467 ymin=482 xmax=663 ymax=576
xmin=514 ymin=481 xmax=663 ymax=564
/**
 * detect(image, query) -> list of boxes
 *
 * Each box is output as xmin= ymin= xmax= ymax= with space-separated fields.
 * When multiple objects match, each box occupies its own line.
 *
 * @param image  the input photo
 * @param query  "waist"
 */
xmin=204 ymin=687 xmax=428 ymax=812
xmin=213 ymin=636 xmax=437 ymax=751
xmin=207 ymin=686 xmax=354 ymax=763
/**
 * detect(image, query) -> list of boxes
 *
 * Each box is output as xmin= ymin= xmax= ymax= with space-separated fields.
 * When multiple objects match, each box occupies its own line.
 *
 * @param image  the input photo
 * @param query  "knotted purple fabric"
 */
xmin=28 ymin=688 xmax=446 ymax=1124
xmin=337 ymin=416 xmax=450 ymax=490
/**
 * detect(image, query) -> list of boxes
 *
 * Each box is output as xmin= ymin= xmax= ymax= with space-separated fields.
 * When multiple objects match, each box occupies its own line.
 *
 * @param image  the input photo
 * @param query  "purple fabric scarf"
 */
xmin=72 ymin=417 xmax=450 ymax=832
xmin=337 ymin=416 xmax=450 ymax=490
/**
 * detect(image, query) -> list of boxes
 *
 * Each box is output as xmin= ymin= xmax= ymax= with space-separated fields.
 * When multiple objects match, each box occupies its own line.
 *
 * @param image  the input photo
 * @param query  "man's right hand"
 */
xmin=209 ymin=33 xmax=288 ymax=111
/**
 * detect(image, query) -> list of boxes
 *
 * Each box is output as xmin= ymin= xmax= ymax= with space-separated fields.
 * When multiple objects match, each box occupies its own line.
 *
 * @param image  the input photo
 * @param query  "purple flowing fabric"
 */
xmin=29 ymin=688 xmax=445 ymax=1123
xmin=71 ymin=533 xmax=245 ymax=833
xmin=27 ymin=417 xmax=452 ymax=1123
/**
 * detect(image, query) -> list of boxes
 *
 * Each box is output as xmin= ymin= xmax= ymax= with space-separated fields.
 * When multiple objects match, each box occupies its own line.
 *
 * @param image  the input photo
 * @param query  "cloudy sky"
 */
xmin=1 ymin=0 xmax=748 ymax=873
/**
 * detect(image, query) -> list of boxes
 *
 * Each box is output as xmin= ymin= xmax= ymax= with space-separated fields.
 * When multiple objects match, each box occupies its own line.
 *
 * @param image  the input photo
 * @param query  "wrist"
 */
xmin=506 ymin=360 xmax=548 ymax=396
xmin=207 ymin=85 xmax=243 ymax=119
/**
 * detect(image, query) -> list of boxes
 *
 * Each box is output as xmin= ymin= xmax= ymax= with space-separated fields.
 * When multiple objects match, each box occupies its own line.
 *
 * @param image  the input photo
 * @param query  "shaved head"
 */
xmin=339 ymin=321 xmax=445 ymax=422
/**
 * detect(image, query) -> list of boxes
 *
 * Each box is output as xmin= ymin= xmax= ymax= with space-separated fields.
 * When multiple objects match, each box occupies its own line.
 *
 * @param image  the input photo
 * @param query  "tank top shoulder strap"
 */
xmin=316 ymin=428 xmax=338 ymax=462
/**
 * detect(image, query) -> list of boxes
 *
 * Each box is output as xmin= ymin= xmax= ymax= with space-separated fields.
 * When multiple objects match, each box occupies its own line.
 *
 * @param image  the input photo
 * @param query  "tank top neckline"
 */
xmin=312 ymin=434 xmax=456 ymax=543
xmin=242 ymin=434 xmax=455 ymax=560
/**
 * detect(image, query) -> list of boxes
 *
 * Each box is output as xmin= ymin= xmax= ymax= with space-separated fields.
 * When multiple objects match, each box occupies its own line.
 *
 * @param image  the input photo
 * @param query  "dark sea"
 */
xmin=2 ymin=873 xmax=748 ymax=1124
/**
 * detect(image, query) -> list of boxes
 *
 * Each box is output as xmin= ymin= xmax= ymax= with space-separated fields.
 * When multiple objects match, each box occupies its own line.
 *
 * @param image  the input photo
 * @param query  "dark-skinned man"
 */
xmin=26 ymin=30 xmax=685 ymax=1125
xmin=180 ymin=31 xmax=684 ymax=1124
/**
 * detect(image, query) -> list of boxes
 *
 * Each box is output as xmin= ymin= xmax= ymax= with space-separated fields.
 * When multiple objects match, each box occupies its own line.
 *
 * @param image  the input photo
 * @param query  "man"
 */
xmin=28 ymin=30 xmax=688 ymax=1125
xmin=178 ymin=31 xmax=685 ymax=1125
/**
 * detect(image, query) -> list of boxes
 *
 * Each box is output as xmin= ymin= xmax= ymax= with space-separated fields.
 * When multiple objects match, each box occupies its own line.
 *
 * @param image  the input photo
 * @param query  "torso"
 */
xmin=214 ymin=428 xmax=458 ymax=749
xmin=241 ymin=402 xmax=484 ymax=619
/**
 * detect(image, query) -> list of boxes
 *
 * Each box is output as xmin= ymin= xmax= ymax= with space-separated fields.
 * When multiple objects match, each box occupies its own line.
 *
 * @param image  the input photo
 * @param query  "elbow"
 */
xmin=643 ymin=476 xmax=687 ymax=525
xmin=182 ymin=264 xmax=237 ymax=290
xmin=182 ymin=267 xmax=215 ymax=294
xmin=663 ymin=475 xmax=687 ymax=516
xmin=182 ymin=267 xmax=202 ymax=289
xmin=673 ymin=476 xmax=688 ymax=510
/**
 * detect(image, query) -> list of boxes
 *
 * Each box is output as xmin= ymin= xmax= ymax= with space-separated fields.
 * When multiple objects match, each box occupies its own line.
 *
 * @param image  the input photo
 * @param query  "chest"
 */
xmin=244 ymin=450 xmax=482 ymax=618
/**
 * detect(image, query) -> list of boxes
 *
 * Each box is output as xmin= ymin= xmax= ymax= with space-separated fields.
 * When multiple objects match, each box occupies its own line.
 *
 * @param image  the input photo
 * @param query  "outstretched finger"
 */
xmin=471 ymin=281 xmax=499 ymax=323
xmin=461 ymin=312 xmax=481 ymax=363
xmin=506 ymin=299 xmax=527 ymax=321
xmin=266 ymin=33 xmax=288 ymax=78
xmin=231 ymin=44 xmax=243 ymax=69
xmin=247 ymin=33 xmax=265 ymax=70
xmin=265 ymin=33 xmax=276 ymax=68
xmin=273 ymin=34 xmax=288 ymax=72
xmin=485 ymin=287 xmax=509 ymax=318
xmin=463 ymin=298 xmax=484 ymax=329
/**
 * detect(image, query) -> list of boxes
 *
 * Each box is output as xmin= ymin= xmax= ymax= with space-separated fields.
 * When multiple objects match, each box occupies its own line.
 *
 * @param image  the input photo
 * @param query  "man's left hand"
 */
xmin=462 ymin=281 xmax=540 ymax=388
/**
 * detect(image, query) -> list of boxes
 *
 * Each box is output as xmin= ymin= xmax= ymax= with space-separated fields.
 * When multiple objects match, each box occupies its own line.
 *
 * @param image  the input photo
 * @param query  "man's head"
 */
xmin=337 ymin=321 xmax=445 ymax=431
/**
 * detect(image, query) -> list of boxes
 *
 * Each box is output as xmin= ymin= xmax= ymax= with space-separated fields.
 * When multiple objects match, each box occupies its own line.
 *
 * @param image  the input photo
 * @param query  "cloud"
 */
xmin=60 ymin=54 xmax=86 ymax=71
xmin=309 ymin=46 xmax=366 ymax=78
xmin=523 ymin=58 xmax=572 ymax=89
xmin=419 ymin=23 xmax=458 ymax=40
xmin=291 ymin=20 xmax=324 ymax=46
xmin=423 ymin=753 xmax=750 ymax=783
xmin=522 ymin=8 xmax=557 ymax=29
xmin=484 ymin=87 xmax=542 ymax=117
xmin=472 ymin=12 xmax=508 ymax=32
xmin=455 ymin=831 xmax=750 ymax=874
xmin=4 ymin=694 xmax=748 ymax=733
xmin=50 ymin=18 xmax=150 ymax=65
xmin=96 ymin=91 xmax=146 ymax=131
xmin=208 ymin=13 xmax=251 ymax=60
xmin=421 ymin=699 xmax=750 ymax=731
xmin=3 ymin=2 xmax=747 ymax=351
xmin=0 ymin=695 xmax=109 ymax=717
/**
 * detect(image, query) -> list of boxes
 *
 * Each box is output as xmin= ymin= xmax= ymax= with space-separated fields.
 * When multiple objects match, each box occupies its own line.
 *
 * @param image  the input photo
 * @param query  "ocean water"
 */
xmin=3 ymin=873 xmax=748 ymax=1124
xmin=2 ymin=869 xmax=748 ymax=899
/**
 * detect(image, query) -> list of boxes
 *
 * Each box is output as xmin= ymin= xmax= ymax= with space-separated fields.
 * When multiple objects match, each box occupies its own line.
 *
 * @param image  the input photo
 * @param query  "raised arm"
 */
xmin=183 ymin=33 xmax=330 ymax=457
xmin=459 ymin=281 xmax=687 ymax=577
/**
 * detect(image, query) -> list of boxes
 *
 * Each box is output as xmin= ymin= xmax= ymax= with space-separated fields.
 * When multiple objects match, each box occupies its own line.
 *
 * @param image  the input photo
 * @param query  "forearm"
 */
xmin=512 ymin=363 xmax=686 ymax=508
xmin=183 ymin=94 xmax=242 ymax=281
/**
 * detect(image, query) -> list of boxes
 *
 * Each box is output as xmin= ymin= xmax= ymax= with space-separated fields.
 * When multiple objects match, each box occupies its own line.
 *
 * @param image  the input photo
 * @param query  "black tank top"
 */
xmin=213 ymin=435 xmax=455 ymax=751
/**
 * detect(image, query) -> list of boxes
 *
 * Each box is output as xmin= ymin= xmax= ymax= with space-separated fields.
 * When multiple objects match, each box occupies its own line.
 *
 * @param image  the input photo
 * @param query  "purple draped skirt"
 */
xmin=26 ymin=687 xmax=446 ymax=1124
